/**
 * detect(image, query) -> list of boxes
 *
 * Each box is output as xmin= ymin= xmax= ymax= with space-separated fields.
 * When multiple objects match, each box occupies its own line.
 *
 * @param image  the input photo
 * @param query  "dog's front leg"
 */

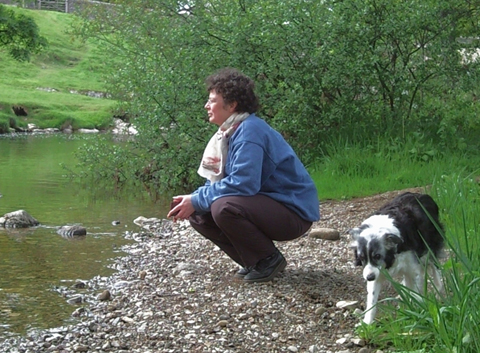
xmin=429 ymin=263 xmax=444 ymax=295
xmin=364 ymin=279 xmax=382 ymax=324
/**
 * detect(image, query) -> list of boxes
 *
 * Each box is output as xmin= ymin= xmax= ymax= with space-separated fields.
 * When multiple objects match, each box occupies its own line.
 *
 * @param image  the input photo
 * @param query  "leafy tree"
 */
xmin=0 ymin=4 xmax=47 ymax=61
xmin=72 ymin=0 xmax=480 ymax=194
xmin=317 ymin=0 xmax=480 ymax=140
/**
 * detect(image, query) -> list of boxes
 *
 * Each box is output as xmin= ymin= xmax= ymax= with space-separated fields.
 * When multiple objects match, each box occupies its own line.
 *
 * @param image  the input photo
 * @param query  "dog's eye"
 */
xmin=373 ymin=254 xmax=382 ymax=261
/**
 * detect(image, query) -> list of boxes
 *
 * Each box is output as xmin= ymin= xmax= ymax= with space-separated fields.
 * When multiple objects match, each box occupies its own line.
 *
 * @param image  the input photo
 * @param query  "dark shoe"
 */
xmin=243 ymin=249 xmax=287 ymax=283
xmin=234 ymin=267 xmax=250 ymax=279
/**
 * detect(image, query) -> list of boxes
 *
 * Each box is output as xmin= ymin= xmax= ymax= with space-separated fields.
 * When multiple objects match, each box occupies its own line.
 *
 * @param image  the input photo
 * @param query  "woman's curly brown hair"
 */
xmin=206 ymin=68 xmax=260 ymax=114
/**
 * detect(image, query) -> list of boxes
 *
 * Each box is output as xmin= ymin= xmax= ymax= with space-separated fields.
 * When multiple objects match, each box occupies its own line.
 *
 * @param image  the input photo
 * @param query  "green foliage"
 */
xmin=0 ymin=114 xmax=9 ymax=133
xmin=0 ymin=107 xmax=20 ymax=132
xmin=0 ymin=4 xmax=47 ymax=61
xmin=356 ymin=175 xmax=480 ymax=352
xmin=71 ymin=136 xmax=133 ymax=183
xmin=70 ymin=0 xmax=480 ymax=192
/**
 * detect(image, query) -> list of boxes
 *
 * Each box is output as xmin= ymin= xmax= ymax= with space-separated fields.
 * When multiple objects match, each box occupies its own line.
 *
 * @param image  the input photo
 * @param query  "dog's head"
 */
xmin=349 ymin=215 xmax=403 ymax=281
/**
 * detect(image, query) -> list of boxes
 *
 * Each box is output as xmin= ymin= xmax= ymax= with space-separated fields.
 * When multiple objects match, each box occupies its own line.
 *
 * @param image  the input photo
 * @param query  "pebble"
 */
xmin=73 ymin=281 xmax=86 ymax=289
xmin=217 ymin=320 xmax=228 ymax=327
xmin=73 ymin=344 xmax=89 ymax=352
xmin=352 ymin=337 xmax=366 ymax=346
xmin=315 ymin=306 xmax=328 ymax=315
xmin=336 ymin=300 xmax=360 ymax=310
xmin=66 ymin=295 xmax=83 ymax=304
xmin=98 ymin=289 xmax=111 ymax=301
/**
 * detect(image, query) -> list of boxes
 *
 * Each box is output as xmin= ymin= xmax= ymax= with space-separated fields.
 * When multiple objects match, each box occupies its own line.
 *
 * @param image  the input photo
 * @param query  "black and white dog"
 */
xmin=349 ymin=192 xmax=445 ymax=324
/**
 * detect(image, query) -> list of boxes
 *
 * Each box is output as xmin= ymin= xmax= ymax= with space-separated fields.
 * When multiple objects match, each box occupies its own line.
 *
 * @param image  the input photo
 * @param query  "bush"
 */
xmin=0 ymin=114 xmax=10 ymax=133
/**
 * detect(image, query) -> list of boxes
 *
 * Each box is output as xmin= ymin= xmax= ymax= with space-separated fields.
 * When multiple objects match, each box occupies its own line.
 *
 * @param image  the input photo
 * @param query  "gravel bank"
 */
xmin=0 ymin=188 xmax=423 ymax=353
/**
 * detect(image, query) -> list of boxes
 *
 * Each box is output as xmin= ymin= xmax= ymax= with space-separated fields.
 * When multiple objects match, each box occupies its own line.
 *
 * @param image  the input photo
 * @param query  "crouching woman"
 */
xmin=168 ymin=68 xmax=320 ymax=283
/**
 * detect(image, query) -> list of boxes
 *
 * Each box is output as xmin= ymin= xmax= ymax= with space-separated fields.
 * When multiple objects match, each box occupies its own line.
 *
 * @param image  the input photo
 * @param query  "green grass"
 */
xmin=310 ymin=136 xmax=480 ymax=201
xmin=0 ymin=6 xmax=115 ymax=131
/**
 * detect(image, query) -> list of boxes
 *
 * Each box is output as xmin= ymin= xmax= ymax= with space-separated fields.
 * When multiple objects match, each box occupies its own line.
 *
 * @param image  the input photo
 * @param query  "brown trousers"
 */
xmin=189 ymin=195 xmax=312 ymax=268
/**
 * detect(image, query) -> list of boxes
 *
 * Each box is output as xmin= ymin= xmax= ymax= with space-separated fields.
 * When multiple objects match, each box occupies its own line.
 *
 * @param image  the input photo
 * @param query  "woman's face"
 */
xmin=204 ymin=90 xmax=237 ymax=126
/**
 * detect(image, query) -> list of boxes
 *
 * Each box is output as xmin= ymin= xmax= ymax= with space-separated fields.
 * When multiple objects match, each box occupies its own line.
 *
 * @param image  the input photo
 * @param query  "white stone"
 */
xmin=336 ymin=300 xmax=360 ymax=310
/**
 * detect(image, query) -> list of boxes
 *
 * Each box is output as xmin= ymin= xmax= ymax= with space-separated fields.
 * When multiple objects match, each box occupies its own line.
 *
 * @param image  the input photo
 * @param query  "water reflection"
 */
xmin=0 ymin=226 xmax=121 ymax=337
xmin=0 ymin=134 xmax=170 ymax=340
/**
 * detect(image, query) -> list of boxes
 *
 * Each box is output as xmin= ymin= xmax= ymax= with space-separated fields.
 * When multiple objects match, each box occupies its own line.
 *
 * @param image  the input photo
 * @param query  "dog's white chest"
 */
xmin=388 ymin=251 xmax=420 ymax=278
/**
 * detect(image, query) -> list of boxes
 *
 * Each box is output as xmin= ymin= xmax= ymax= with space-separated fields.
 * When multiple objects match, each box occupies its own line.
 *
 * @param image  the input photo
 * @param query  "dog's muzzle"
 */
xmin=363 ymin=265 xmax=380 ymax=282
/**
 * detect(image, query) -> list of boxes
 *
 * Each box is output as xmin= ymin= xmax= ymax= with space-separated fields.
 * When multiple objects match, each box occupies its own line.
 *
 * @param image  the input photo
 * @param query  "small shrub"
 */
xmin=0 ymin=120 xmax=9 ymax=133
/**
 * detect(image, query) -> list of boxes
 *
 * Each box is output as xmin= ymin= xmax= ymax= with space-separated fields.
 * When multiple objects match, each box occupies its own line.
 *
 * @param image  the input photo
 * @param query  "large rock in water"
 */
xmin=0 ymin=210 xmax=39 ymax=228
xmin=57 ymin=225 xmax=87 ymax=238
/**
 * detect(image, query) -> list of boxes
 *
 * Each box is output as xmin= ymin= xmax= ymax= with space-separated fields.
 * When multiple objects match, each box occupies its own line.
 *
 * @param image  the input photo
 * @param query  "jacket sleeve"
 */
xmin=191 ymin=141 xmax=269 ymax=212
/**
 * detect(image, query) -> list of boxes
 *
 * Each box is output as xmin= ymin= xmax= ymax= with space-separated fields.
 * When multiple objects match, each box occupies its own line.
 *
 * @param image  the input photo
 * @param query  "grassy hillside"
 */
xmin=0 ymin=6 xmax=115 ymax=132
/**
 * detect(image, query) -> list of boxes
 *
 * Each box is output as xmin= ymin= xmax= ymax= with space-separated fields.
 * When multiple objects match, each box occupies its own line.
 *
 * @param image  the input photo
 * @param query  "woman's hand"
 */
xmin=167 ymin=194 xmax=195 ymax=222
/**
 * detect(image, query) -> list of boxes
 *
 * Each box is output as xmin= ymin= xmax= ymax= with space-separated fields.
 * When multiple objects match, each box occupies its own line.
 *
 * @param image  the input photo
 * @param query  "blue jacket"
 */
xmin=191 ymin=114 xmax=320 ymax=222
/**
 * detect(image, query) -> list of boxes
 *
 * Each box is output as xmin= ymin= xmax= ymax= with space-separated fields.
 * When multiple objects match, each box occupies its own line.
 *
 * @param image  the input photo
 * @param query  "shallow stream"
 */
xmin=0 ymin=133 xmax=169 ymax=340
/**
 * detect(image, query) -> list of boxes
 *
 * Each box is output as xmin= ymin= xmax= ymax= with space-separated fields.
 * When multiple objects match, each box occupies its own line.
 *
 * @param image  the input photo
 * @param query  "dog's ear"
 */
xmin=349 ymin=240 xmax=363 ymax=266
xmin=349 ymin=239 xmax=358 ymax=249
xmin=348 ymin=224 xmax=369 ymax=240
xmin=348 ymin=227 xmax=362 ymax=241
xmin=353 ymin=249 xmax=363 ymax=266
xmin=383 ymin=233 xmax=403 ymax=250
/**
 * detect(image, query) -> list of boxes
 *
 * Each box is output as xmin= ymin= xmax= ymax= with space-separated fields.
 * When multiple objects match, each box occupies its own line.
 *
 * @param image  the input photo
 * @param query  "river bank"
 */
xmin=0 ymin=189 xmax=420 ymax=353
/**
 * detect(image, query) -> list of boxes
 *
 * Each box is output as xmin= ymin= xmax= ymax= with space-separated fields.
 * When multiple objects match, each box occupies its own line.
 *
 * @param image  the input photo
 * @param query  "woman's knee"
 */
xmin=211 ymin=197 xmax=244 ymax=225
